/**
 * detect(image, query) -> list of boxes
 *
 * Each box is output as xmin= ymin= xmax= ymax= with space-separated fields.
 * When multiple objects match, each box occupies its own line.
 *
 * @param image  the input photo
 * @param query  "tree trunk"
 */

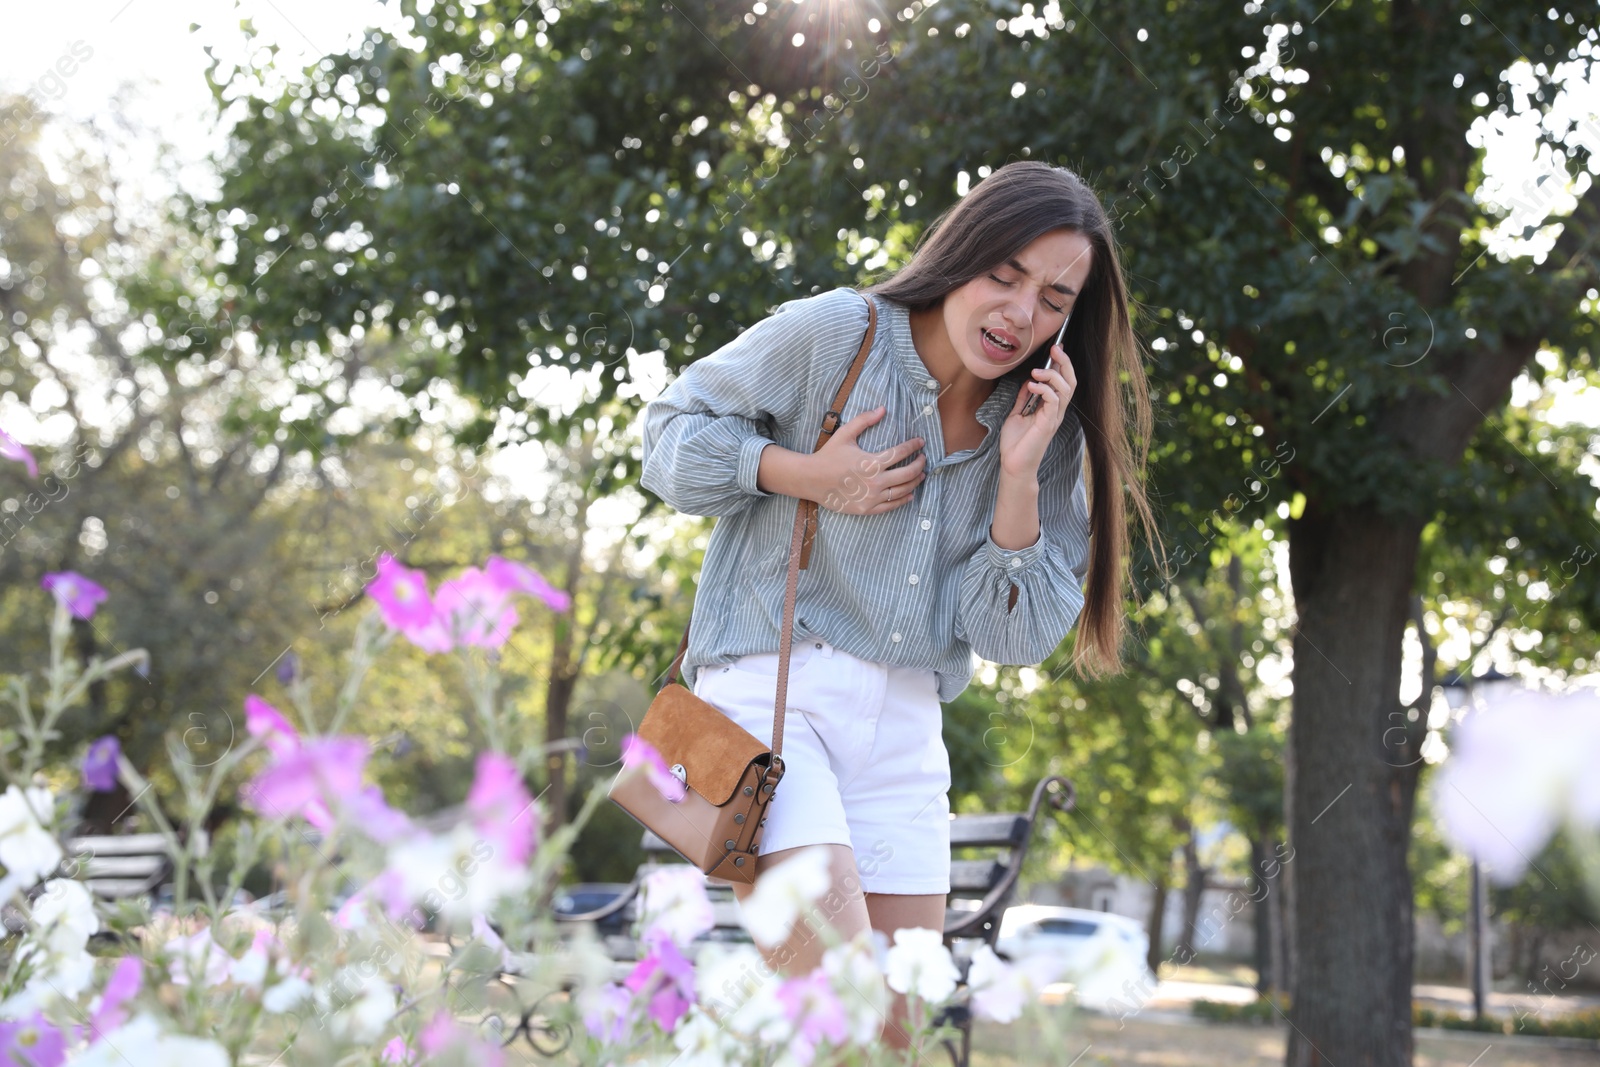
xmin=1251 ymin=833 xmax=1275 ymax=996
xmin=1284 ymin=501 xmax=1426 ymax=1066
xmin=1146 ymin=873 xmax=1169 ymax=975
xmin=1269 ymin=838 xmax=1289 ymax=1001
xmin=1177 ymin=824 xmax=1207 ymax=959
xmin=541 ymin=528 xmax=586 ymax=839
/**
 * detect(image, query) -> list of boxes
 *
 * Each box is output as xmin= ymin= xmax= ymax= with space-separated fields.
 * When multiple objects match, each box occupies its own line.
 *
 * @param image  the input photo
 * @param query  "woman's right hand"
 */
xmin=803 ymin=405 xmax=927 ymax=515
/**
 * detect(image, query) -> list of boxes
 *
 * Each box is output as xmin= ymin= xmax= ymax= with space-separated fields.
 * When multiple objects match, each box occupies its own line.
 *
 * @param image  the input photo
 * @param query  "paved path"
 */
xmin=1040 ymin=977 xmax=1600 ymax=1020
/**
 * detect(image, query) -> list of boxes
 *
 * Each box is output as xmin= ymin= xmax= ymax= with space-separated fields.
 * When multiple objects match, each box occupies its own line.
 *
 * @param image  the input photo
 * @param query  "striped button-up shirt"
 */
xmin=637 ymin=285 xmax=1090 ymax=702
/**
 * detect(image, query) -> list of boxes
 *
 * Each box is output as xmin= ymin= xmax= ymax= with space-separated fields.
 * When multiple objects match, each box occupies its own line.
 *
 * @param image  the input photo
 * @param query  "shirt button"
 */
xmin=921 ymin=404 xmax=932 ymax=415
xmin=1009 ymin=557 xmax=1022 ymax=569
xmin=920 ymin=518 xmax=931 ymax=530
xmin=925 ymin=378 xmax=937 ymax=390
xmin=908 ymin=574 xmax=919 ymax=585
xmin=892 ymin=632 xmax=903 ymax=642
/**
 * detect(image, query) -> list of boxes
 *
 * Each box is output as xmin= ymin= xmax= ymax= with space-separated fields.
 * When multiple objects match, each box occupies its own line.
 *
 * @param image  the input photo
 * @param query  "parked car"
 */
xmin=551 ymin=882 xmax=635 ymax=938
xmin=994 ymin=905 xmax=1155 ymax=1011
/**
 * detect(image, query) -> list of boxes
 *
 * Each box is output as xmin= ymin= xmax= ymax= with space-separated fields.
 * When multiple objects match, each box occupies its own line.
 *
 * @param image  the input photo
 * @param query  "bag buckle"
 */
xmin=820 ymin=410 xmax=842 ymax=435
xmin=669 ymin=763 xmax=687 ymax=785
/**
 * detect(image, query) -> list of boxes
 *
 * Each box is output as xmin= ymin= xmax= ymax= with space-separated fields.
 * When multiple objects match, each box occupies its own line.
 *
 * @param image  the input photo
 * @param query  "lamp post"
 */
xmin=1439 ymin=666 xmax=1517 ymax=1022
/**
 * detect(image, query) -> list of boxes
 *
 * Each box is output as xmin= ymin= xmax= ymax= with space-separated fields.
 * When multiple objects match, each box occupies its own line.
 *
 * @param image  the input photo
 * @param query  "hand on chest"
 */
xmin=851 ymin=393 xmax=990 ymax=467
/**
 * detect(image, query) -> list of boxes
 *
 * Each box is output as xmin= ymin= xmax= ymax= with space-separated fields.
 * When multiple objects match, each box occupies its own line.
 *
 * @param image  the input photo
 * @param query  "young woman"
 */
xmin=638 ymin=160 xmax=1161 ymax=1047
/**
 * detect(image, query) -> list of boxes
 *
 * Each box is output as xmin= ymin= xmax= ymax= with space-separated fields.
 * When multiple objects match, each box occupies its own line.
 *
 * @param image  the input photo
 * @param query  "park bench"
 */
xmin=518 ymin=773 xmax=1077 ymax=1067
xmin=61 ymin=833 xmax=176 ymax=902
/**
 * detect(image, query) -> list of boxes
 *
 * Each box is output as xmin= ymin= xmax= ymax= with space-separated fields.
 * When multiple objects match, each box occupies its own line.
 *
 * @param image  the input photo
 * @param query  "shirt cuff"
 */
xmin=982 ymin=527 xmax=1046 ymax=574
xmin=737 ymin=435 xmax=776 ymax=497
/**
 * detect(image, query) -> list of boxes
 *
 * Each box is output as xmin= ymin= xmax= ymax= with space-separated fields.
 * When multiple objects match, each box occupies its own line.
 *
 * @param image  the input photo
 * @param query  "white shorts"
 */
xmin=691 ymin=636 xmax=952 ymax=895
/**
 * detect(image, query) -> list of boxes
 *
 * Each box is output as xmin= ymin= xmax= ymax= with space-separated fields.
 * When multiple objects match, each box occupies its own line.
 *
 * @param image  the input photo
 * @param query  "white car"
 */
xmin=993 ymin=905 xmax=1155 ymax=1012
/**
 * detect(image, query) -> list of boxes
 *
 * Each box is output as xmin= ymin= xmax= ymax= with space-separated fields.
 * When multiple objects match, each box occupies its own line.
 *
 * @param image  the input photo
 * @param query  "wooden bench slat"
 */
xmin=648 ymin=815 xmax=1029 ymax=853
xmin=67 ymin=834 xmax=172 ymax=857
xmin=948 ymin=814 xmax=1027 ymax=848
xmin=85 ymin=878 xmax=164 ymax=898
xmin=948 ymin=858 xmax=1007 ymax=895
xmin=77 ymin=856 xmax=167 ymax=878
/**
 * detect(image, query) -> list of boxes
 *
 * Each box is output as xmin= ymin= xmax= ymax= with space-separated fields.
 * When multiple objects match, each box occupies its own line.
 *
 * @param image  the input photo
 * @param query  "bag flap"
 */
xmin=638 ymin=683 xmax=771 ymax=806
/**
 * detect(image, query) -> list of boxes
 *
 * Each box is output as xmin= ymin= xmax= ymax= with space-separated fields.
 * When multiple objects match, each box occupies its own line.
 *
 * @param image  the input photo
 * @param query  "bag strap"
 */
xmin=663 ymin=292 xmax=880 ymax=760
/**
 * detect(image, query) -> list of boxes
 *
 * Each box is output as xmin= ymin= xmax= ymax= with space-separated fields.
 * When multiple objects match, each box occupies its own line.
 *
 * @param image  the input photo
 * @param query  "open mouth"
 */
xmin=979 ymin=327 xmax=1020 ymax=362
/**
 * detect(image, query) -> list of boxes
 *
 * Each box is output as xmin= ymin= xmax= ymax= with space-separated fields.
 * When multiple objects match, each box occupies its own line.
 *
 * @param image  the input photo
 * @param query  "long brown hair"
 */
xmin=861 ymin=160 xmax=1164 ymax=678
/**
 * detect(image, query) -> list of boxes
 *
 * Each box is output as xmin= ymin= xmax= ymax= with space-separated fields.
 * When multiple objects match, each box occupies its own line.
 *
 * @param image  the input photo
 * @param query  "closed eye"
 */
xmin=988 ymin=273 xmax=1065 ymax=314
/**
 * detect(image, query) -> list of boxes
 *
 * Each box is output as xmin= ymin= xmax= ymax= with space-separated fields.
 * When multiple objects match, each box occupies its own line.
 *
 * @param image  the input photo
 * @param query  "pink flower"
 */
xmin=243 ymin=737 xmax=367 ymax=823
xmin=342 ymin=784 xmax=415 ymax=843
xmin=620 ymin=734 xmax=686 ymax=804
xmin=624 ymin=930 xmax=696 ymax=1032
xmin=366 ymin=554 xmax=456 ymax=652
xmin=399 ymin=610 xmax=455 ymax=654
xmin=0 ymin=428 xmax=37 ymax=479
xmin=333 ymin=868 xmax=414 ymax=930
xmin=380 ymin=1035 xmax=412 ymax=1064
xmin=300 ymin=782 xmax=413 ymax=843
xmin=419 ymin=1007 xmax=503 ymax=1067
xmin=367 ymin=554 xmax=436 ymax=631
xmin=775 ymin=968 xmax=850 ymax=1064
xmin=244 ymin=695 xmax=299 ymax=758
xmin=87 ymin=956 xmax=142 ymax=1039
xmin=435 ymin=567 xmax=518 ymax=648
xmin=41 ymin=572 xmax=108 ymax=620
xmin=485 ymin=555 xmax=572 ymax=612
xmin=0 ymin=1011 xmax=65 ymax=1066
xmin=466 ymin=752 xmax=537 ymax=865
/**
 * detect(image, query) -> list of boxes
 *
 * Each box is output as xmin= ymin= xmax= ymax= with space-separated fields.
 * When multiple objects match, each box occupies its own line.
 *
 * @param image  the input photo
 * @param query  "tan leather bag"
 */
xmin=608 ymin=291 xmax=880 ymax=884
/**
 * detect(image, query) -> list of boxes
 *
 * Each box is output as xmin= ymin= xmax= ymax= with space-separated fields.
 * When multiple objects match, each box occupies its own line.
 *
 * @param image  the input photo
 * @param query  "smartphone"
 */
xmin=1020 ymin=315 xmax=1069 ymax=417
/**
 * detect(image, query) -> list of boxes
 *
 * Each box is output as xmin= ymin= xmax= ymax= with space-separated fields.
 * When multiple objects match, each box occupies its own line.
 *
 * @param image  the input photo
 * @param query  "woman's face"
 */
xmin=940 ymin=227 xmax=1094 ymax=380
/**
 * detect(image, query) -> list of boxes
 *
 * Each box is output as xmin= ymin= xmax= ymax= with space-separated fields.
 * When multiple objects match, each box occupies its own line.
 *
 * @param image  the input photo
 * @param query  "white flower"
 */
xmin=1431 ymin=687 xmax=1600 ymax=883
xmin=31 ymin=879 xmax=98 ymax=957
xmin=66 ymin=1011 xmax=231 ymax=1067
xmin=738 ymin=845 xmax=832 ymax=948
xmin=671 ymin=1007 xmax=742 ymax=1066
xmin=638 ymin=864 xmax=715 ymax=947
xmin=386 ymin=823 xmax=531 ymax=923
xmin=5 ymin=879 xmax=100 ymax=1011
xmin=883 ymin=927 xmax=958 ymax=1004
xmin=317 ymin=968 xmax=396 ymax=1041
xmin=820 ymin=932 xmax=890 ymax=1043
xmin=0 ymin=786 xmax=53 ymax=835
xmin=693 ymin=943 xmax=790 ymax=1042
xmin=966 ymin=944 xmax=1068 ymax=1023
xmin=0 ymin=786 xmax=62 ymax=898
xmin=33 ymin=879 xmax=96 ymax=931
xmin=261 ymin=974 xmax=312 ymax=1014
xmin=165 ymin=928 xmax=233 ymax=987
xmin=229 ymin=944 xmax=268 ymax=989
xmin=11 ymin=946 xmax=97 ymax=1006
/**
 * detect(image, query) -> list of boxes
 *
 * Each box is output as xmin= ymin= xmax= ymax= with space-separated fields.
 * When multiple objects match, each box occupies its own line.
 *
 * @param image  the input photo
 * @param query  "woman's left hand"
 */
xmin=998 ymin=343 xmax=1077 ymax=479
